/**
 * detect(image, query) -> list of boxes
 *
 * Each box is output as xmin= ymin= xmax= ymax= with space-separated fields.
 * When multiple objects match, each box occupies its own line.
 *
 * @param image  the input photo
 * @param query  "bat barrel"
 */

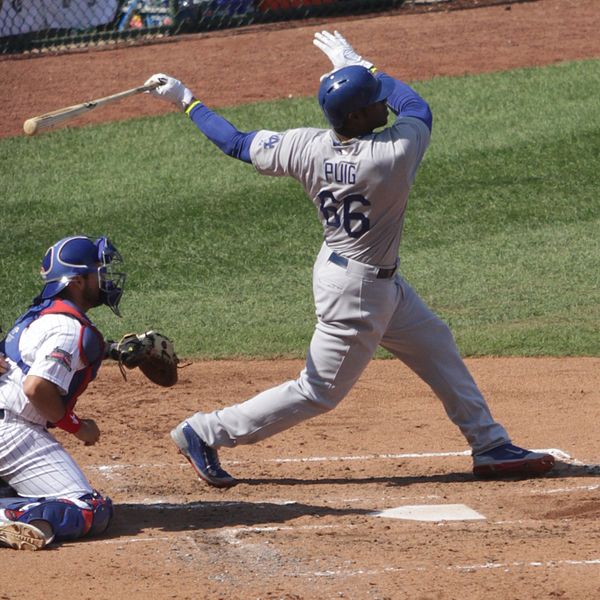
xmin=22 ymin=82 xmax=160 ymax=136
xmin=23 ymin=119 xmax=39 ymax=136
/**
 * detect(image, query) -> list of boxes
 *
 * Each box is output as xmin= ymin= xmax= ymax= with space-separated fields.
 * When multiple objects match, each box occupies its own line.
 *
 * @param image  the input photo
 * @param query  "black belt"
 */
xmin=328 ymin=252 xmax=397 ymax=279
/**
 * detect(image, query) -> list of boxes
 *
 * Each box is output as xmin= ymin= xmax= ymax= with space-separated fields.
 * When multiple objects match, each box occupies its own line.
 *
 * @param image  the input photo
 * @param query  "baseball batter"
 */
xmin=145 ymin=31 xmax=555 ymax=488
xmin=0 ymin=235 xmax=124 ymax=550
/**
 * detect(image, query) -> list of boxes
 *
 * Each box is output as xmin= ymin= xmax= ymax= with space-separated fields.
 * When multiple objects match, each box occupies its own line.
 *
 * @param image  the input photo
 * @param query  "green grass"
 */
xmin=1 ymin=59 xmax=598 ymax=357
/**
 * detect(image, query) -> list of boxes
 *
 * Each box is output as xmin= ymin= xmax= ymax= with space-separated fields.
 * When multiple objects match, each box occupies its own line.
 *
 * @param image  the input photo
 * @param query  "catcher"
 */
xmin=0 ymin=235 xmax=178 ymax=551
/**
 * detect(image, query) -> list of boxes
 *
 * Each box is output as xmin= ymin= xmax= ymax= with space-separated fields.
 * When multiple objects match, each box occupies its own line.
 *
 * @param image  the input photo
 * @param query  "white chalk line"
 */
xmin=84 ymin=447 xmax=600 ymax=577
xmin=100 ymin=536 xmax=175 ymax=545
xmin=131 ymin=488 xmax=600 ymax=505
xmin=304 ymin=558 xmax=600 ymax=578
xmin=540 ymin=483 xmax=600 ymax=494
xmin=236 ymin=448 xmax=573 ymax=464
xmin=89 ymin=448 xmax=579 ymax=473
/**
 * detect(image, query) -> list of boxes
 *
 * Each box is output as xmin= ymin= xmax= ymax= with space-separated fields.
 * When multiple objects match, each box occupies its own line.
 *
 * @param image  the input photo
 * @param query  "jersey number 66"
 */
xmin=318 ymin=191 xmax=371 ymax=239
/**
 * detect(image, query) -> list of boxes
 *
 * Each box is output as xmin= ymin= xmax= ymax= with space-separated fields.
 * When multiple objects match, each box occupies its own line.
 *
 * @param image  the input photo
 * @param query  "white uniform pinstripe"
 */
xmin=0 ymin=314 xmax=93 ymax=499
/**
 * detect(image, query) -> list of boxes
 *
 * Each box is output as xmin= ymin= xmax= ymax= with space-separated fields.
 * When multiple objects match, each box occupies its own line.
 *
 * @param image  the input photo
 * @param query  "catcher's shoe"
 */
xmin=0 ymin=520 xmax=54 ymax=551
xmin=171 ymin=422 xmax=238 ymax=489
xmin=473 ymin=443 xmax=555 ymax=478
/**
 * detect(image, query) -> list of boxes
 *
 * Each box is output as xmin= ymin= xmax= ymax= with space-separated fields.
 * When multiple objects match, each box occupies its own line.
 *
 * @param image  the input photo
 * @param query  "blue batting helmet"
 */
xmin=40 ymin=235 xmax=126 ymax=315
xmin=317 ymin=65 xmax=395 ymax=130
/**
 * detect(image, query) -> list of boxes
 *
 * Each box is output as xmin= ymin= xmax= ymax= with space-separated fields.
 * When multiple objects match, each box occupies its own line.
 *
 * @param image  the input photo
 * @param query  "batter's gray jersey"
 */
xmin=185 ymin=89 xmax=511 ymax=460
xmin=249 ymin=116 xmax=431 ymax=267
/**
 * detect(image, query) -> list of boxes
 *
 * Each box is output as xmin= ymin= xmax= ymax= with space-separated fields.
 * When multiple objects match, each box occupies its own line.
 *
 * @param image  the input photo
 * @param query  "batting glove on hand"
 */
xmin=144 ymin=73 xmax=194 ymax=111
xmin=313 ymin=30 xmax=374 ymax=71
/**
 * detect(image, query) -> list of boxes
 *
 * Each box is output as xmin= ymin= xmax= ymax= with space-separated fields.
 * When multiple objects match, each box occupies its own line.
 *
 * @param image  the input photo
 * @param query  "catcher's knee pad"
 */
xmin=78 ymin=491 xmax=113 ymax=536
xmin=5 ymin=491 xmax=113 ymax=541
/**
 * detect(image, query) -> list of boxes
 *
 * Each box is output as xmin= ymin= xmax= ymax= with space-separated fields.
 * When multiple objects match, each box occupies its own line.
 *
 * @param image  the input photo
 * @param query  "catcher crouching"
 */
xmin=0 ymin=235 xmax=177 ymax=550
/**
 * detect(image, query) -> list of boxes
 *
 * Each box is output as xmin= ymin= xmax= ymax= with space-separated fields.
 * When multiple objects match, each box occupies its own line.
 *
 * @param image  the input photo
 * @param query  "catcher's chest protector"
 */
xmin=1 ymin=299 xmax=104 ymax=405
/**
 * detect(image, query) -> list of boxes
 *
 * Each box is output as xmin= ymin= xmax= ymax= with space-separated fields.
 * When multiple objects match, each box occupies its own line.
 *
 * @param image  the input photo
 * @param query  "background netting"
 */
xmin=0 ymin=0 xmax=416 ymax=54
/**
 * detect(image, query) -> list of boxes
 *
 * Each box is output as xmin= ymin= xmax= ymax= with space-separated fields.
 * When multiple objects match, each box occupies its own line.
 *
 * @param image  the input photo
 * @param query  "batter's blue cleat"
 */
xmin=170 ymin=422 xmax=238 ymax=489
xmin=473 ymin=443 xmax=555 ymax=478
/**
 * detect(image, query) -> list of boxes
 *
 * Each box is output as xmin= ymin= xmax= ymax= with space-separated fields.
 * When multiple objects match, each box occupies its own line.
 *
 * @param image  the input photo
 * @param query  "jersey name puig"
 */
xmin=323 ymin=160 xmax=357 ymax=185
xmin=319 ymin=159 xmax=370 ymax=240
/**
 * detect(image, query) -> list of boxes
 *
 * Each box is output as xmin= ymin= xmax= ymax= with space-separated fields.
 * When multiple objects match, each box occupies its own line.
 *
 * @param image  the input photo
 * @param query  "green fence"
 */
xmin=0 ymin=0 xmax=409 ymax=55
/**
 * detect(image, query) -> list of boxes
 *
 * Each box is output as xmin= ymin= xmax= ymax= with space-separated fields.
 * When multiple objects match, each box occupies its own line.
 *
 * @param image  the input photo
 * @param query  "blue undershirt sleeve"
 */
xmin=188 ymin=102 xmax=257 ymax=163
xmin=377 ymin=72 xmax=433 ymax=132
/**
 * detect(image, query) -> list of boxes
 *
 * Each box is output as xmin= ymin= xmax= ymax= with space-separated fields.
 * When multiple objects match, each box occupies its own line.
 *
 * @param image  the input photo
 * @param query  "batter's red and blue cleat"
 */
xmin=171 ymin=422 xmax=238 ymax=489
xmin=473 ymin=443 xmax=555 ymax=478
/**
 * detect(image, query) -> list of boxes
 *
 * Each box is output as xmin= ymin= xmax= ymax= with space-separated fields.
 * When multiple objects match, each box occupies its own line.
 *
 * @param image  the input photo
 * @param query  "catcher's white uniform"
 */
xmin=0 ymin=314 xmax=93 ymax=498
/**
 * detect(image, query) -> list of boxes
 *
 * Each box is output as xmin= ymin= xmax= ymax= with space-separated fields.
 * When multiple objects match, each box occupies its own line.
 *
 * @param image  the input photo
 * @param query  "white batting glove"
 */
xmin=144 ymin=73 xmax=194 ymax=111
xmin=313 ymin=30 xmax=374 ymax=71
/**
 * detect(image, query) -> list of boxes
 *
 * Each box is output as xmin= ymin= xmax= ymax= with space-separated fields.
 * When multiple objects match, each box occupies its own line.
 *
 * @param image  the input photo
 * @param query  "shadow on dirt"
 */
xmin=549 ymin=460 xmax=600 ymax=478
xmin=107 ymin=499 xmax=372 ymax=538
xmin=104 ymin=461 xmax=599 ymax=539
xmin=236 ymin=471 xmax=474 ymax=486
xmin=237 ymin=460 xmax=600 ymax=486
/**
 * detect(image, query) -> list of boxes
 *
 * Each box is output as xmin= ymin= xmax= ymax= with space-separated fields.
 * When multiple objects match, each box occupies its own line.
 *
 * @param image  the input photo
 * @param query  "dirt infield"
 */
xmin=4 ymin=359 xmax=600 ymax=599
xmin=2 ymin=0 xmax=600 ymax=598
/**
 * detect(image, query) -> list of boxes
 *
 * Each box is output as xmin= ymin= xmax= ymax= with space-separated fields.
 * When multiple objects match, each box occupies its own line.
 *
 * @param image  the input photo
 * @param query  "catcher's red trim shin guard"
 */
xmin=4 ymin=491 xmax=113 ymax=541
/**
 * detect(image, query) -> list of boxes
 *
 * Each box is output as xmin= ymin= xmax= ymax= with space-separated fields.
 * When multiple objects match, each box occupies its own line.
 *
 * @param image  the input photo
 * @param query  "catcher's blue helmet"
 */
xmin=318 ymin=65 xmax=394 ymax=130
xmin=40 ymin=235 xmax=126 ymax=315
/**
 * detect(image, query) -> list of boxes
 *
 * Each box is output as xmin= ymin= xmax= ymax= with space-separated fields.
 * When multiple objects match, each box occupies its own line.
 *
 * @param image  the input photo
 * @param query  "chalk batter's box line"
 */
xmin=89 ymin=448 xmax=576 ymax=473
xmin=302 ymin=558 xmax=600 ymax=577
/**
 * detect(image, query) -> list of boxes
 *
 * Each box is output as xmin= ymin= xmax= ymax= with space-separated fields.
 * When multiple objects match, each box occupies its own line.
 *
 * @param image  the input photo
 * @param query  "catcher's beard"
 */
xmin=81 ymin=275 xmax=103 ymax=310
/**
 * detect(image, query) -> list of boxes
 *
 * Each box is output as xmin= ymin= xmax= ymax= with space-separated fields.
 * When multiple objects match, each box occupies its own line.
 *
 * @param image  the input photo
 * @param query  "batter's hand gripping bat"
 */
xmin=23 ymin=82 xmax=160 ymax=136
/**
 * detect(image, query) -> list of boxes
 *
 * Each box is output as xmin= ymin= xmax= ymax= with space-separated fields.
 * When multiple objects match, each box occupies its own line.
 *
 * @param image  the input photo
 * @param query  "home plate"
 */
xmin=372 ymin=504 xmax=486 ymax=522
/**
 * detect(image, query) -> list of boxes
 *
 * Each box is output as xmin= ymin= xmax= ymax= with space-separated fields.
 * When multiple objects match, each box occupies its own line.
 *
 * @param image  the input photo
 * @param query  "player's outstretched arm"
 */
xmin=144 ymin=73 xmax=257 ymax=163
xmin=312 ymin=31 xmax=432 ymax=131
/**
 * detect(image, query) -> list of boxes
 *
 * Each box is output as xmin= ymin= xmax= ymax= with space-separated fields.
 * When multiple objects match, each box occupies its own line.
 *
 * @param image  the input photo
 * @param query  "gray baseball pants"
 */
xmin=188 ymin=243 xmax=509 ymax=454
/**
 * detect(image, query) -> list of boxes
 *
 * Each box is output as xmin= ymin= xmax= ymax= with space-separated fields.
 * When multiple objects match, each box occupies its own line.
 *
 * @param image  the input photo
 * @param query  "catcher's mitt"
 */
xmin=108 ymin=331 xmax=179 ymax=387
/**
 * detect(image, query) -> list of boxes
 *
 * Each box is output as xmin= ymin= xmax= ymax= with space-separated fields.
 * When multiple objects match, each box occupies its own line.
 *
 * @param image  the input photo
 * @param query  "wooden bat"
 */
xmin=23 ymin=82 xmax=160 ymax=136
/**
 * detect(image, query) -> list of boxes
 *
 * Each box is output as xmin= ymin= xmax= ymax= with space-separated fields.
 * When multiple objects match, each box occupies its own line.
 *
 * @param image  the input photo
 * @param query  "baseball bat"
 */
xmin=23 ymin=82 xmax=160 ymax=136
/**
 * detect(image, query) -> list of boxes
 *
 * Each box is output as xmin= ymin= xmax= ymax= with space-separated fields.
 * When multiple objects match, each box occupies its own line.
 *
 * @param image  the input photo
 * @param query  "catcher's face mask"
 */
xmin=95 ymin=237 xmax=126 ymax=317
xmin=39 ymin=235 xmax=125 ymax=316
